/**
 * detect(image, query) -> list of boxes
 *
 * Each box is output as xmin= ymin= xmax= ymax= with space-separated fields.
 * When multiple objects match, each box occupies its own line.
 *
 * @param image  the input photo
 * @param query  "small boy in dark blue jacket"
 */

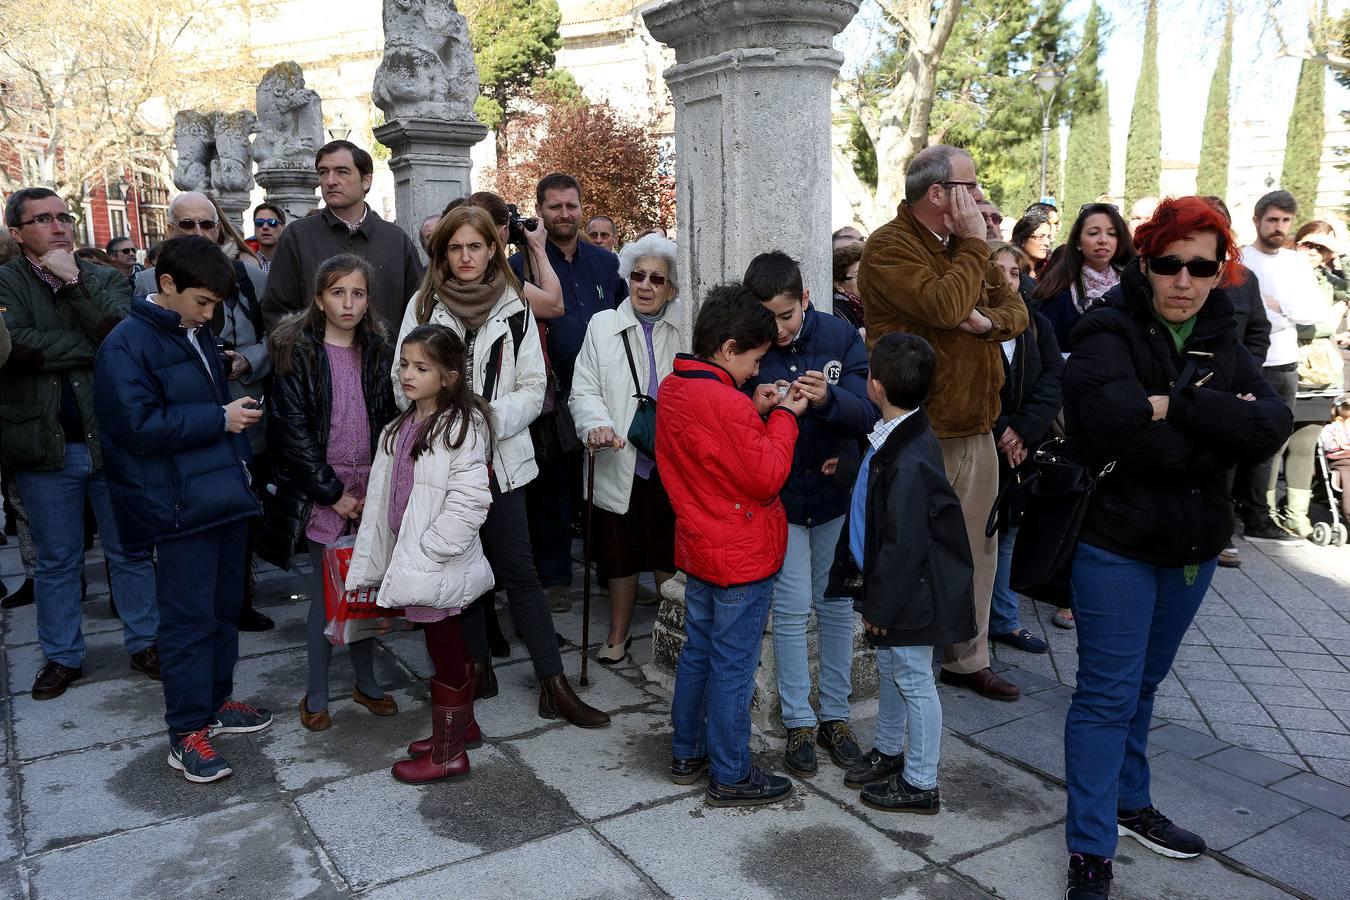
xmin=744 ymin=251 xmax=877 ymax=776
xmin=95 ymin=236 xmax=272 ymax=784
xmin=842 ymin=333 xmax=976 ymax=815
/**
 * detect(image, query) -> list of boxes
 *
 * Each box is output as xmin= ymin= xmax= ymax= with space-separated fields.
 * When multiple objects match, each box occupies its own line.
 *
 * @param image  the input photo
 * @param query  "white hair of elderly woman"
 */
xmin=618 ymin=232 xmax=679 ymax=296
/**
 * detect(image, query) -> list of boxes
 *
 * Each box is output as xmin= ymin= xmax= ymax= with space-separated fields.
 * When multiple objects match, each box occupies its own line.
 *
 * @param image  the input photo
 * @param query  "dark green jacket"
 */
xmin=0 ymin=256 xmax=131 ymax=472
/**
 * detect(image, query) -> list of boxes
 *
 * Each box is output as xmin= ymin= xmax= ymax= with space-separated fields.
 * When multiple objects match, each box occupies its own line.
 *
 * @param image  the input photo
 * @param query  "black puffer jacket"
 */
xmin=1063 ymin=261 xmax=1293 ymax=567
xmin=256 ymin=327 xmax=399 ymax=569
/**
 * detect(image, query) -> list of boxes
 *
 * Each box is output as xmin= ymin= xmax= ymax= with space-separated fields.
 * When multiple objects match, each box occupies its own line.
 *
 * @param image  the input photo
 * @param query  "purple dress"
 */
xmin=387 ymin=415 xmax=452 ymax=623
xmin=306 ymin=342 xmax=371 ymax=544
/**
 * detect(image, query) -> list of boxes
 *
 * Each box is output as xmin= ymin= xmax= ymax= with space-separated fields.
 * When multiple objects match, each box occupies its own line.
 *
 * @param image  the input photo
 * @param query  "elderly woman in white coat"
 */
xmin=396 ymin=204 xmax=610 ymax=729
xmin=569 ymin=233 xmax=682 ymax=665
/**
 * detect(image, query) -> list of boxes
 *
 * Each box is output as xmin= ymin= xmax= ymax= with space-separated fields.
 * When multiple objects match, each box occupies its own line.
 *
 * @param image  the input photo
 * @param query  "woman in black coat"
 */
xmin=1056 ymin=198 xmax=1293 ymax=900
xmin=259 ymin=255 xmax=400 ymax=732
xmin=1034 ymin=202 xmax=1134 ymax=349
xmin=987 ymin=243 xmax=1063 ymax=653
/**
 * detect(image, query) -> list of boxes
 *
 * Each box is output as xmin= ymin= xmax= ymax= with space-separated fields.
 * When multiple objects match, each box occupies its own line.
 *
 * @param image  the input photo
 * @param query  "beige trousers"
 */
xmin=939 ymin=433 xmax=998 ymax=674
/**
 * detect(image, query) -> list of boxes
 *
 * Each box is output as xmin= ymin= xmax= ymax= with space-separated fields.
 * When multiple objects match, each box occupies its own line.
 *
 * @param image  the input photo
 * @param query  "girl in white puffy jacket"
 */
xmin=346 ymin=323 xmax=494 ymax=785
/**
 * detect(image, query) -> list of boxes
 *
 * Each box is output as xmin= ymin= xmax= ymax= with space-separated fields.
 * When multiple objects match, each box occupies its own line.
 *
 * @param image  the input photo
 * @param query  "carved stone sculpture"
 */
xmin=373 ymin=0 xmax=479 ymax=122
xmin=209 ymin=110 xmax=257 ymax=195
xmin=253 ymin=62 xmax=324 ymax=170
xmin=172 ymin=111 xmax=214 ymax=193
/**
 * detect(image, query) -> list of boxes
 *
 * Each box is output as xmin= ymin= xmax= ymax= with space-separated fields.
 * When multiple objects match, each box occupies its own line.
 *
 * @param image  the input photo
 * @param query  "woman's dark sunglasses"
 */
xmin=1147 ymin=255 xmax=1221 ymax=278
xmin=631 ymin=271 xmax=667 ymax=286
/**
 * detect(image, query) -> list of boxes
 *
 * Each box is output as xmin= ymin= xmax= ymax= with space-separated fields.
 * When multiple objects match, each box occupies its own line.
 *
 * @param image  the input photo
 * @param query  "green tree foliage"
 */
xmin=1281 ymin=54 xmax=1326 ymax=224
xmin=459 ymin=0 xmax=581 ymax=169
xmin=926 ymin=0 xmax=1083 ymax=216
xmin=1061 ymin=1 xmax=1111 ymax=215
xmin=1124 ymin=0 xmax=1161 ymax=207
xmin=1281 ymin=1 xmax=1331 ymax=224
xmin=1195 ymin=6 xmax=1233 ymax=199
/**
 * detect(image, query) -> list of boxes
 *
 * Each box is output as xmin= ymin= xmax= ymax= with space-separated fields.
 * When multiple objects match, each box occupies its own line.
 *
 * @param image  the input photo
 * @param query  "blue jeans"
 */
xmin=671 ymin=574 xmax=775 ymax=784
xmin=772 ymin=518 xmax=854 ymax=729
xmin=990 ymin=527 xmax=1022 ymax=636
xmin=874 ymin=645 xmax=942 ymax=790
xmin=1065 ymin=542 xmax=1216 ymax=857
xmin=157 ymin=522 xmax=249 ymax=737
xmin=15 ymin=444 xmax=158 ymax=667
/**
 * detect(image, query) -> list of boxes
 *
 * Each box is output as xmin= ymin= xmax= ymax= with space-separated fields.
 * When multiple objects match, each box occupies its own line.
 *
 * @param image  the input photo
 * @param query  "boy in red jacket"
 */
xmin=656 ymin=283 xmax=807 ymax=807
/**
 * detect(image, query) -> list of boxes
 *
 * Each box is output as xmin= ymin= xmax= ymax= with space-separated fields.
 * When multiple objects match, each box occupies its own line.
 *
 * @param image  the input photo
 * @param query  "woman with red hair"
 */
xmin=1056 ymin=196 xmax=1293 ymax=899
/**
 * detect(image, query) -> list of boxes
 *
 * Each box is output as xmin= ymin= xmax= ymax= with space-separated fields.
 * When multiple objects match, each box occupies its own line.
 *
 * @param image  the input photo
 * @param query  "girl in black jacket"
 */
xmin=261 ymin=255 xmax=400 ymax=732
xmin=1057 ymin=198 xmax=1293 ymax=900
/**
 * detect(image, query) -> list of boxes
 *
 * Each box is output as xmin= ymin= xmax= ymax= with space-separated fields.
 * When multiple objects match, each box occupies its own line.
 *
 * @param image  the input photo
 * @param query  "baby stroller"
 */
xmin=1310 ymin=442 xmax=1348 ymax=547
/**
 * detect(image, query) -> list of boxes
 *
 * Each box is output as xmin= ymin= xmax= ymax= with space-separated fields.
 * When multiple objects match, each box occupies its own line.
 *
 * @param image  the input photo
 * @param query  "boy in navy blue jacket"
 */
xmin=744 ymin=251 xmax=878 ymax=775
xmin=95 ymin=236 xmax=272 ymax=784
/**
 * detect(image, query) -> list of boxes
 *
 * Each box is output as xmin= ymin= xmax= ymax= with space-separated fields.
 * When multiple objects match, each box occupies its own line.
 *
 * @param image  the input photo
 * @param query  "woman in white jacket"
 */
xmin=396 ymin=205 xmax=609 ymax=729
xmin=346 ymin=324 xmax=495 ymax=784
xmin=569 ymin=233 xmax=682 ymax=665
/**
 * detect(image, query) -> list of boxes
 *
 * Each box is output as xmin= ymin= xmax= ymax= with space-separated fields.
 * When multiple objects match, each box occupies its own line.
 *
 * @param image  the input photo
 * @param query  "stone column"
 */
xmin=643 ymin=0 xmax=861 ymax=336
xmin=640 ymin=0 xmax=869 ymax=737
xmin=374 ymin=118 xmax=489 ymax=247
xmin=255 ymin=167 xmax=320 ymax=222
xmin=213 ymin=193 xmax=252 ymax=236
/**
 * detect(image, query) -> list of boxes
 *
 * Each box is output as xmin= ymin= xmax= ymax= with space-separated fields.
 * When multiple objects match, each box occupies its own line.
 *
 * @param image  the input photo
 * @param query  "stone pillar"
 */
xmin=255 ymin=168 xmax=320 ymax=222
xmin=643 ymin=0 xmax=861 ymax=337
xmin=374 ymin=118 xmax=488 ymax=248
xmin=639 ymin=0 xmax=870 ymax=738
xmin=213 ymin=193 xmax=252 ymax=236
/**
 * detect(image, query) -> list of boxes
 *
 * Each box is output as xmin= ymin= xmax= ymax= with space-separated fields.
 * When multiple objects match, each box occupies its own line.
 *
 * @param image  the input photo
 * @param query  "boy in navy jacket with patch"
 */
xmin=95 ymin=236 xmax=272 ymax=785
xmin=744 ymin=251 xmax=878 ymax=777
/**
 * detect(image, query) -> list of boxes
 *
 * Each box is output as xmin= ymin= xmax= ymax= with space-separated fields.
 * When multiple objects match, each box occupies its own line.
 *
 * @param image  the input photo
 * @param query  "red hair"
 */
xmin=1134 ymin=196 xmax=1242 ymax=287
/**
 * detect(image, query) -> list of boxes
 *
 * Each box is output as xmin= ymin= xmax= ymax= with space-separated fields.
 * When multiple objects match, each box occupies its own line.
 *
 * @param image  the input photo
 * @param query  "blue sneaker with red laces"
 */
xmin=167 ymin=728 xmax=232 ymax=784
xmin=210 ymin=699 xmax=273 ymax=734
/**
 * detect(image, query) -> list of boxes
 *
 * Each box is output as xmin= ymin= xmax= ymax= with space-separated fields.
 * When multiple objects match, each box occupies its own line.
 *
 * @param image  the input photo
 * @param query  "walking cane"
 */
xmin=580 ymin=447 xmax=597 ymax=686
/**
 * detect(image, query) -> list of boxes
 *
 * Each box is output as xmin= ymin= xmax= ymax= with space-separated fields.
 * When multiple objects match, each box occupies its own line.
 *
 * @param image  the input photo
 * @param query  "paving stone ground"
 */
xmin=0 ymin=532 xmax=1346 ymax=899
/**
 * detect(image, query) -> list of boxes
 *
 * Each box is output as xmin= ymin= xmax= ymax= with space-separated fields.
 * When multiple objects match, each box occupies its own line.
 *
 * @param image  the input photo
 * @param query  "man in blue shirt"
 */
xmin=510 ymin=173 xmax=627 ymax=611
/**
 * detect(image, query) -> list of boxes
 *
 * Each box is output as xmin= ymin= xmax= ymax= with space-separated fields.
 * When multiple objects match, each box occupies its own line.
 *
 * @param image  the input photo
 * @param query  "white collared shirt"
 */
xmin=867 ymin=408 xmax=919 ymax=452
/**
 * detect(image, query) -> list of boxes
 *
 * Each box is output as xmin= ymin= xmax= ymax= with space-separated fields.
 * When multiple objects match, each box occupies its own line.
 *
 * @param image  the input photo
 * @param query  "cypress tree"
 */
xmin=1062 ymin=1 xmax=1111 ymax=213
xmin=1124 ymin=0 xmax=1161 ymax=207
xmin=1281 ymin=55 xmax=1326 ymax=224
xmin=1195 ymin=5 xmax=1233 ymax=199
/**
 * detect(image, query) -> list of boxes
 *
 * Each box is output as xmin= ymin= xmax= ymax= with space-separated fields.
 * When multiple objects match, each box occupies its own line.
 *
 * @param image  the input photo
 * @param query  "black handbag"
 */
xmin=1008 ymin=439 xmax=1114 ymax=605
xmin=620 ymin=330 xmax=658 ymax=458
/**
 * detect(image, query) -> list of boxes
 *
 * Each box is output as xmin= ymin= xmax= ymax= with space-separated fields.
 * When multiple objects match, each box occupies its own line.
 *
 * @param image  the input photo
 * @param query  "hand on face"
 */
xmin=945 ymin=185 xmax=987 ymax=242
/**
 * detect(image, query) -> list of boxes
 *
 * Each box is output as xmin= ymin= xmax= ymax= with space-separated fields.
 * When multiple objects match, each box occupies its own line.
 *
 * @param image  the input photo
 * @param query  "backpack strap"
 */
xmin=481 ymin=308 xmax=531 ymax=401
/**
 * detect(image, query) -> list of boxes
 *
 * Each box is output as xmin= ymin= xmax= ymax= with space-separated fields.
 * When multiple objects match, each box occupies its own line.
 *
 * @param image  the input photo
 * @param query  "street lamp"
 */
xmin=326 ymin=111 xmax=351 ymax=143
xmin=1032 ymin=59 xmax=1065 ymax=201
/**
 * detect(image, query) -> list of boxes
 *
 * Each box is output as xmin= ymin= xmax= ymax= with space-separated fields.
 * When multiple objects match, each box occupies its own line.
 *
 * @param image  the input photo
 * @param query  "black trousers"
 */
xmin=460 ymin=484 xmax=564 ymax=678
xmin=1234 ymin=365 xmax=1298 ymax=524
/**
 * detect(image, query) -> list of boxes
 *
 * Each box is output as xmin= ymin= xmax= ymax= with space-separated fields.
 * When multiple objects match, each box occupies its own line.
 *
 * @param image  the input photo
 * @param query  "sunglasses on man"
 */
xmin=116 ymin=247 xmax=138 ymax=256
xmin=1146 ymin=255 xmax=1221 ymax=278
xmin=254 ymin=218 xmax=282 ymax=228
xmin=176 ymin=218 xmax=218 ymax=232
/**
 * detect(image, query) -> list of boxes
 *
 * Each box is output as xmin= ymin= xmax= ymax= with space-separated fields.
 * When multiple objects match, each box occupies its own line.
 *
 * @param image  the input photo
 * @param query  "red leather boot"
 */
xmin=407 ymin=663 xmax=482 ymax=756
xmin=391 ymin=678 xmax=471 ymax=784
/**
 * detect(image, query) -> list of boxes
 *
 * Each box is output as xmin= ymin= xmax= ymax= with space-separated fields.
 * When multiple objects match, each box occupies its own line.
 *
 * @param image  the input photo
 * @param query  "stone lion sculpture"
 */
xmin=254 ymin=62 xmax=324 ymax=170
xmin=172 ymin=111 xmax=214 ymax=193
xmin=209 ymin=110 xmax=257 ymax=194
xmin=373 ymin=0 xmax=479 ymax=121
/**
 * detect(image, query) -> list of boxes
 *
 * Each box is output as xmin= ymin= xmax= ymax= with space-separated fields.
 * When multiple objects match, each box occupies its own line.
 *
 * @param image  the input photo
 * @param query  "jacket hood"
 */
xmin=131 ymin=296 xmax=190 ymax=333
xmin=1070 ymin=257 xmax=1237 ymax=350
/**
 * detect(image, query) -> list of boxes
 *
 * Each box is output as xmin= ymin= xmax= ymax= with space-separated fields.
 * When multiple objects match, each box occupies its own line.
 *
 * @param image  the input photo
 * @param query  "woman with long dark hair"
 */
xmin=1011 ymin=213 xmax=1054 ymax=284
xmin=396 ymin=205 xmax=610 ymax=729
xmin=1035 ymin=203 xmax=1134 ymax=348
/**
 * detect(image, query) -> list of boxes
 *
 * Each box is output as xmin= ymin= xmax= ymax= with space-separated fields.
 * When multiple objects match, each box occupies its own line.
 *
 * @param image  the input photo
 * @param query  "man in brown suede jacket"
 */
xmin=858 ymin=145 xmax=1029 ymax=702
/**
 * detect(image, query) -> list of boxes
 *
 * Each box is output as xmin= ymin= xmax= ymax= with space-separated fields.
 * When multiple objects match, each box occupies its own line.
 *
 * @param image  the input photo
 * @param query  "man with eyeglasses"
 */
xmin=857 ymin=144 xmax=1029 ymax=704
xmin=251 ymin=203 xmax=286 ymax=274
xmin=0 ymin=187 xmax=161 ymax=699
xmin=586 ymin=215 xmax=618 ymax=251
xmin=1238 ymin=190 xmax=1333 ymax=544
xmin=134 ymin=191 xmax=275 ymax=630
xmin=973 ymin=187 xmax=1003 ymax=243
xmin=105 ymin=237 xmax=139 ymax=277
xmin=261 ymin=139 xmax=424 ymax=331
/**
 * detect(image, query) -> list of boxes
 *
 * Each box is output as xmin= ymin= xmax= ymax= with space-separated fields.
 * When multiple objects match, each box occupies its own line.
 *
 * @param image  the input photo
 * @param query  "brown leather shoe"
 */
xmin=352 ymin=686 xmax=398 ymax=716
xmin=472 ymin=659 xmax=499 ymax=700
xmin=299 ymin=696 xmax=331 ymax=732
xmin=539 ymin=673 xmax=611 ymax=728
xmin=939 ymin=667 xmax=1020 ymax=701
xmin=130 ymin=645 xmax=161 ymax=681
xmin=32 ymin=660 xmax=83 ymax=700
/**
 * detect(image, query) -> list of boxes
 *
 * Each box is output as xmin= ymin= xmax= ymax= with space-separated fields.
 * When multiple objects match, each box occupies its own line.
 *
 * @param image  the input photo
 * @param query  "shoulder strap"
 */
xmin=231 ymin=260 xmax=265 ymax=337
xmin=620 ymin=329 xmax=643 ymax=395
xmin=482 ymin=308 xmax=531 ymax=401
